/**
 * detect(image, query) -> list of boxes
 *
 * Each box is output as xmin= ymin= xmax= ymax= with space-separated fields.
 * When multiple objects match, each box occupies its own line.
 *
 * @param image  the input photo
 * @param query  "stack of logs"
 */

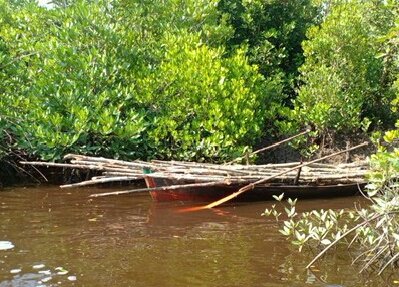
xmin=21 ymin=153 xmax=368 ymax=189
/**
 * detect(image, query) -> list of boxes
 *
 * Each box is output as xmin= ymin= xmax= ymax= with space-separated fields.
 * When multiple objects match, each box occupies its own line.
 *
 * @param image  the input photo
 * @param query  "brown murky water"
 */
xmin=0 ymin=186 xmax=396 ymax=286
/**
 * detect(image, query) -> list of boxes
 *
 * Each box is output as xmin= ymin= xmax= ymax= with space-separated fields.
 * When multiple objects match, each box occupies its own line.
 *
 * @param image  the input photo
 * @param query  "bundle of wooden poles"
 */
xmin=21 ymin=153 xmax=368 ymax=189
xmin=20 ymin=131 xmax=369 ymax=201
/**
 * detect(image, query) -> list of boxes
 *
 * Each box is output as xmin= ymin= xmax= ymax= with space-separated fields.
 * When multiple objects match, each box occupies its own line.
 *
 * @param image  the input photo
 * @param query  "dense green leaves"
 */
xmin=0 ymin=0 xmax=398 ymax=163
xmin=0 ymin=0 xmax=284 ymax=161
xmin=1 ymin=1 xmax=148 ymax=159
xmin=219 ymin=0 xmax=319 ymax=98
xmin=136 ymin=32 xmax=279 ymax=160
xmin=259 ymin=1 xmax=399 ymax=273
xmin=293 ymin=0 xmax=398 ymax=136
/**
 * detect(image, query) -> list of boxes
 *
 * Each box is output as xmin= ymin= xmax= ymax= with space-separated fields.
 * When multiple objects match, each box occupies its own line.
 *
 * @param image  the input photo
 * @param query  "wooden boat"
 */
xmin=144 ymin=176 xmax=366 ymax=202
xmin=20 ymin=140 xmax=369 ymax=203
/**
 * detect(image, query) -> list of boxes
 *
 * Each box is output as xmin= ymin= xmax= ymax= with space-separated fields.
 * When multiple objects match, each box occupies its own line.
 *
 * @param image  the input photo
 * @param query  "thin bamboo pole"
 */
xmin=102 ymin=171 xmax=143 ymax=176
xmin=89 ymin=180 xmax=229 ymax=197
xmin=64 ymin=154 xmax=153 ymax=169
xmin=20 ymin=161 xmax=104 ymax=170
xmin=60 ymin=176 xmax=140 ymax=188
xmin=142 ymin=171 xmax=367 ymax=182
xmin=151 ymin=160 xmax=256 ymax=175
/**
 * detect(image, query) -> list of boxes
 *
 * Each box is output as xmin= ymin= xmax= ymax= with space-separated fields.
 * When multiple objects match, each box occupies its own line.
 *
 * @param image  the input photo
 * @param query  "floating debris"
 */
xmin=10 ymin=268 xmax=21 ymax=274
xmin=0 ymin=241 xmax=14 ymax=250
xmin=33 ymin=264 xmax=45 ymax=269
xmin=40 ymin=276 xmax=52 ymax=283
xmin=67 ymin=275 xmax=77 ymax=281
xmin=55 ymin=266 xmax=69 ymax=275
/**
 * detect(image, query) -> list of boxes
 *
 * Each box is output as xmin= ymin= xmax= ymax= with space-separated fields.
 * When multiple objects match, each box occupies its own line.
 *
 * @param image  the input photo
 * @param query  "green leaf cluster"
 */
xmin=1 ymin=0 xmax=398 ymax=163
xmin=266 ymin=12 xmax=399 ymax=272
xmin=292 ymin=0 xmax=398 ymax=136
xmin=219 ymin=0 xmax=319 ymax=99
xmin=136 ymin=33 xmax=278 ymax=160
xmin=0 ymin=0 xmax=283 ymax=161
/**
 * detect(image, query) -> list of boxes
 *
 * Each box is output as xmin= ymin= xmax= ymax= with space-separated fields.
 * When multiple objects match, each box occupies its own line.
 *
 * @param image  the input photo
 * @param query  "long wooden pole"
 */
xmin=89 ymin=180 xmax=229 ymax=197
xmin=188 ymin=142 xmax=368 ymax=211
xmin=227 ymin=129 xmax=310 ymax=164
xmin=60 ymin=176 xmax=140 ymax=188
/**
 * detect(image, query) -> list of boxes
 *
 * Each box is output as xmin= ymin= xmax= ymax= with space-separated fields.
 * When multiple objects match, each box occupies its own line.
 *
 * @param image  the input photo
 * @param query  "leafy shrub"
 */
xmin=263 ymin=19 xmax=399 ymax=271
xmin=263 ymin=127 xmax=399 ymax=273
xmin=218 ymin=0 xmax=319 ymax=99
xmin=292 ymin=1 xmax=397 ymax=137
xmin=136 ymin=32 xmax=280 ymax=161
xmin=0 ymin=1 xmax=149 ymax=160
xmin=0 ymin=0 xmax=283 ymax=161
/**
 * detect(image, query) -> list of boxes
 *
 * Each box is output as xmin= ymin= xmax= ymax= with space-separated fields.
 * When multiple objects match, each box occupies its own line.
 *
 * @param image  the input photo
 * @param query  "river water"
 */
xmin=0 ymin=186 xmax=397 ymax=286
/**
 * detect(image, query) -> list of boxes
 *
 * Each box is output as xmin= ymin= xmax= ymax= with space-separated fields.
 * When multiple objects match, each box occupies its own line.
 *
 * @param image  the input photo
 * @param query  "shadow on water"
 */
xmin=0 ymin=186 xmax=397 ymax=286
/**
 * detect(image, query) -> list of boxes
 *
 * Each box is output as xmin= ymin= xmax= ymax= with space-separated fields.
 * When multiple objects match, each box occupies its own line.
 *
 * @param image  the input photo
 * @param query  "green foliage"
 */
xmin=264 ymin=121 xmax=399 ymax=273
xmin=219 ymin=0 xmax=319 ymax=99
xmin=293 ymin=0 xmax=398 ymax=136
xmin=387 ymin=17 xmax=399 ymax=116
xmin=0 ymin=1 xmax=148 ymax=160
xmin=263 ymin=196 xmax=350 ymax=252
xmin=0 ymin=0 xmax=283 ymax=161
xmin=136 ymin=32 xmax=279 ymax=160
xmin=264 ymin=188 xmax=399 ymax=273
xmin=1 ymin=0 xmax=397 ymax=163
xmin=264 ymin=13 xmax=399 ymax=272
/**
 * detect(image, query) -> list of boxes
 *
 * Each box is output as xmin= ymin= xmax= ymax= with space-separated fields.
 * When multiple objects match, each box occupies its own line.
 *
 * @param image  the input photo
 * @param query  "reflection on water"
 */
xmin=0 ymin=186 xmax=396 ymax=286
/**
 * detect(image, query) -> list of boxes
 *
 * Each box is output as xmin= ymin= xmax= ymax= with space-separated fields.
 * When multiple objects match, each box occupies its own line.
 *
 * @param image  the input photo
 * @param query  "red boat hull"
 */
xmin=144 ymin=177 xmax=365 ymax=202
